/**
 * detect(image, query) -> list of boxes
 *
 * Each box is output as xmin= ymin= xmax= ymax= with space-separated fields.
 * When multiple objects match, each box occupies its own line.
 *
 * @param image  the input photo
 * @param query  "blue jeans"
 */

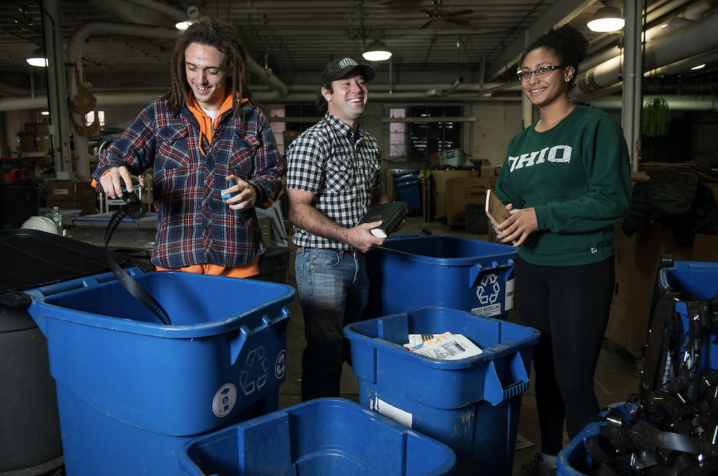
xmin=294 ymin=247 xmax=370 ymax=401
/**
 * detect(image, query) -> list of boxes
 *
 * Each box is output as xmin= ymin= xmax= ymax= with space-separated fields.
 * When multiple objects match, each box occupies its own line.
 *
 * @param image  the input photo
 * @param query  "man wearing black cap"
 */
xmin=286 ymin=57 xmax=389 ymax=401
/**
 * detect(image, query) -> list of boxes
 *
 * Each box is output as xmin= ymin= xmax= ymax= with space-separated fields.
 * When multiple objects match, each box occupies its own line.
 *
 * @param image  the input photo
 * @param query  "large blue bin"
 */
xmin=345 ymin=307 xmax=541 ymax=476
xmin=556 ymin=422 xmax=604 ymax=476
xmin=179 ymin=398 xmax=456 ymax=476
xmin=366 ymin=233 xmax=517 ymax=318
xmin=392 ymin=168 xmax=420 ymax=180
xmin=24 ymin=268 xmax=295 ymax=476
xmin=395 ymin=179 xmax=422 ymax=211
xmin=658 ymin=261 xmax=718 ymax=373
xmin=556 ymin=402 xmax=635 ymax=476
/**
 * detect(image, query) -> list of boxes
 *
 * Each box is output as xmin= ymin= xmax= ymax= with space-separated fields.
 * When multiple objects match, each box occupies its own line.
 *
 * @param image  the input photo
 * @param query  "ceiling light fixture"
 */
xmin=691 ymin=64 xmax=706 ymax=70
xmin=26 ymin=48 xmax=48 ymax=67
xmin=176 ymin=6 xmax=201 ymax=30
xmin=587 ymin=0 xmax=625 ymax=32
xmin=363 ymin=40 xmax=392 ymax=61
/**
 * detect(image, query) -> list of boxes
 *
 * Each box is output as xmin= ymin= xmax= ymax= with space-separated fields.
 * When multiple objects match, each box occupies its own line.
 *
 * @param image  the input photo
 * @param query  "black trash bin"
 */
xmin=0 ymin=229 xmax=143 ymax=474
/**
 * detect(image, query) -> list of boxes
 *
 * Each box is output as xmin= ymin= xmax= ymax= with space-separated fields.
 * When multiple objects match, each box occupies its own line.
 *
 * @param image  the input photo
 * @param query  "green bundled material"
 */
xmin=643 ymin=98 xmax=671 ymax=138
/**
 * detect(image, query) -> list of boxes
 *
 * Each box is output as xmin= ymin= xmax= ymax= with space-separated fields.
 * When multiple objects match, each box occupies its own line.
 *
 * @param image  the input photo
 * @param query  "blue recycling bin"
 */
xmin=345 ymin=307 xmax=541 ymax=476
xmin=179 ymin=398 xmax=457 ymax=476
xmin=658 ymin=261 xmax=718 ymax=373
xmin=556 ymin=402 xmax=635 ymax=476
xmin=366 ymin=233 xmax=517 ymax=318
xmin=395 ymin=179 xmax=422 ymax=211
xmin=24 ymin=268 xmax=295 ymax=476
xmin=392 ymin=169 xmax=420 ymax=181
xmin=556 ymin=422 xmax=605 ymax=476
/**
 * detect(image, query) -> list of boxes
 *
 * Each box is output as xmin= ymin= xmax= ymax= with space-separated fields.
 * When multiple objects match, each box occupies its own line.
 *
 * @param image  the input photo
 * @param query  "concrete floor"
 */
xmin=277 ymin=215 xmax=641 ymax=472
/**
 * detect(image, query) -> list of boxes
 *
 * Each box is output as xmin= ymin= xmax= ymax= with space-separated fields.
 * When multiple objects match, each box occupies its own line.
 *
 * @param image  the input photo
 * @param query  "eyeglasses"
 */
xmin=517 ymin=65 xmax=566 ymax=82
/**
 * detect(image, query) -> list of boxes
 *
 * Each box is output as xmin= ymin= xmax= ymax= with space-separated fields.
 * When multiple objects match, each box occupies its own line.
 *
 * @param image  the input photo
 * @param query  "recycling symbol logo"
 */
xmin=476 ymin=274 xmax=501 ymax=305
xmin=275 ymin=350 xmax=287 ymax=380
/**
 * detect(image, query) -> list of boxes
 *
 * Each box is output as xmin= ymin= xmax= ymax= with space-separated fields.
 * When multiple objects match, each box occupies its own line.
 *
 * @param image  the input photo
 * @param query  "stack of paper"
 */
xmin=404 ymin=332 xmax=482 ymax=361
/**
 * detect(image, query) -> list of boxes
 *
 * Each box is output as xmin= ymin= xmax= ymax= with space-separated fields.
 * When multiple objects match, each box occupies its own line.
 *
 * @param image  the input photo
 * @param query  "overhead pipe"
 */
xmin=590 ymin=95 xmax=718 ymax=110
xmin=0 ymin=90 xmax=522 ymax=112
xmin=572 ymin=8 xmax=718 ymax=98
xmin=118 ymin=0 xmax=187 ymax=22
xmin=66 ymin=17 xmax=289 ymax=179
xmin=573 ymin=49 xmax=718 ymax=104
xmin=580 ymin=1 xmax=712 ymax=73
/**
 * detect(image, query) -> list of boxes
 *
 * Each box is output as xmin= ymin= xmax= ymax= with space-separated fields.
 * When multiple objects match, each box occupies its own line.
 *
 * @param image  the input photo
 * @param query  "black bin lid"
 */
xmin=0 ymin=228 xmax=145 ymax=295
xmin=0 ymin=228 xmax=150 ymax=332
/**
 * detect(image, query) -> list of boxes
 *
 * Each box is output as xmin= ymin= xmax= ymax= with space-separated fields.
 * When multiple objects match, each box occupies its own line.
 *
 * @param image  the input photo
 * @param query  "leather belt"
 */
xmin=302 ymin=247 xmax=361 ymax=257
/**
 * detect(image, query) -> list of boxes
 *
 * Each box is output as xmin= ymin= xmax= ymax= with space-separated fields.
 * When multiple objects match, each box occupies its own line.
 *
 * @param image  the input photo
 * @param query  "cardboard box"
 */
xmin=481 ymin=165 xmax=501 ymax=179
xmin=18 ymin=132 xmax=37 ymax=153
xmin=428 ymin=170 xmax=479 ymax=220
xmin=446 ymin=178 xmax=491 ymax=227
xmin=46 ymin=180 xmax=96 ymax=201
xmin=46 ymin=199 xmax=97 ymax=216
xmin=428 ymin=153 xmax=442 ymax=169
xmin=607 ymin=224 xmax=718 ymax=355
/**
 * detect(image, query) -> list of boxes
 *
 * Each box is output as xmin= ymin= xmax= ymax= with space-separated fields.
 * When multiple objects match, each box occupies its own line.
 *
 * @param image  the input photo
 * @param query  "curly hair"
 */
xmin=163 ymin=19 xmax=252 ymax=117
xmin=316 ymin=81 xmax=334 ymax=115
xmin=521 ymin=24 xmax=589 ymax=88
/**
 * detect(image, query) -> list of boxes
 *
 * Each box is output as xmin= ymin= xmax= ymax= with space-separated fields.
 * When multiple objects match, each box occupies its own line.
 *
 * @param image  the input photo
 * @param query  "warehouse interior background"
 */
xmin=1 ymin=0 xmax=718 ymax=179
xmin=2 ymin=1 xmax=718 ymax=475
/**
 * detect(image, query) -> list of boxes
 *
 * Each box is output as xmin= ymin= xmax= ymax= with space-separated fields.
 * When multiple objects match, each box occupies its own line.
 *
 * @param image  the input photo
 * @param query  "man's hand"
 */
xmin=348 ymin=220 xmax=386 ymax=253
xmin=99 ymin=166 xmax=145 ymax=199
xmin=224 ymin=175 xmax=257 ymax=211
xmin=495 ymin=204 xmax=538 ymax=247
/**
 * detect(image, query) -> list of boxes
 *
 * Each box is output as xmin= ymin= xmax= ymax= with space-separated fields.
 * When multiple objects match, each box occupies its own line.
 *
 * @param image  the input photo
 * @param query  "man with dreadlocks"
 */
xmin=92 ymin=19 xmax=284 ymax=278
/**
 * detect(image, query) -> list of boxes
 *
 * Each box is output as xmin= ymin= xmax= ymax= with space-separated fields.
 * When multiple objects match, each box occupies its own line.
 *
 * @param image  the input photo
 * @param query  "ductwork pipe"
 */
xmin=66 ymin=19 xmax=289 ymax=179
xmin=573 ymin=8 xmax=718 ymax=97
xmin=0 ymin=90 xmax=521 ymax=112
xmin=120 ymin=0 xmax=187 ymax=22
xmin=590 ymin=95 xmax=718 ymax=110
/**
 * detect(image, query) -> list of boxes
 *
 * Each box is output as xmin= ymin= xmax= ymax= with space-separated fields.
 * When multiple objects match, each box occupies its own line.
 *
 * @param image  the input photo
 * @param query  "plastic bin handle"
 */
xmin=484 ymin=352 xmax=530 ymax=406
xmin=230 ymin=313 xmax=289 ymax=366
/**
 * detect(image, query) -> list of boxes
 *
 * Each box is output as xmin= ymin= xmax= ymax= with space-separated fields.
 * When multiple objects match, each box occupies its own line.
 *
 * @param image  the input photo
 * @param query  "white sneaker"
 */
xmin=512 ymin=453 xmax=558 ymax=476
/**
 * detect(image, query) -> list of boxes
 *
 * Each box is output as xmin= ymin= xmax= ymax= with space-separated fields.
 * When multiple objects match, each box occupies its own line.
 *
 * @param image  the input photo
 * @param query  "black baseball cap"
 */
xmin=321 ymin=57 xmax=376 ymax=84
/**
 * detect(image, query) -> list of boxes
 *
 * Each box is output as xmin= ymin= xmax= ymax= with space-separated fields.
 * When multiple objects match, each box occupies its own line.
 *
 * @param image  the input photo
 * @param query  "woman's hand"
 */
xmin=496 ymin=205 xmax=538 ymax=247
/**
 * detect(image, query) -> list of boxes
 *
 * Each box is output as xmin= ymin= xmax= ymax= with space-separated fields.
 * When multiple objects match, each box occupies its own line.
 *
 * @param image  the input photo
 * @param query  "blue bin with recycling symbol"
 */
xmin=23 ymin=268 xmax=295 ymax=476
xmin=366 ymin=233 xmax=517 ymax=319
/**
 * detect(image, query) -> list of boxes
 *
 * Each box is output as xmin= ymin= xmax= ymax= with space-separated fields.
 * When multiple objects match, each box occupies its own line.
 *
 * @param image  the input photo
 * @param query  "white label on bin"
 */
xmin=371 ymin=397 xmax=413 ymax=428
xmin=505 ymin=278 xmax=515 ymax=311
xmin=212 ymin=383 xmax=237 ymax=418
xmin=472 ymin=304 xmax=502 ymax=317
xmin=275 ymin=350 xmax=287 ymax=379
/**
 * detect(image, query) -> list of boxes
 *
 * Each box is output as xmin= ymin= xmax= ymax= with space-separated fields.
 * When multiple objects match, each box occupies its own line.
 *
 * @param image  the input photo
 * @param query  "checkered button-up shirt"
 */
xmin=92 ymin=98 xmax=284 ymax=269
xmin=286 ymin=112 xmax=382 ymax=250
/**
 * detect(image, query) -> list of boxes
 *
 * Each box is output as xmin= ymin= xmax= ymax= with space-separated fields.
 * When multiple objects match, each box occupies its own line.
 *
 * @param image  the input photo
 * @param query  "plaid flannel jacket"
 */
xmin=285 ymin=112 xmax=382 ymax=250
xmin=92 ymin=98 xmax=284 ymax=269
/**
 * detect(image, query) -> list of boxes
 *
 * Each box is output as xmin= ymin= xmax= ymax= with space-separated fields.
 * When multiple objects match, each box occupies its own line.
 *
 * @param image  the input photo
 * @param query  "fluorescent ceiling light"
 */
xmin=26 ymin=57 xmax=48 ymax=67
xmin=691 ymin=64 xmax=706 ymax=70
xmin=175 ymin=21 xmax=192 ymax=30
xmin=587 ymin=5 xmax=625 ymax=32
xmin=363 ymin=40 xmax=392 ymax=62
xmin=26 ymin=48 xmax=48 ymax=67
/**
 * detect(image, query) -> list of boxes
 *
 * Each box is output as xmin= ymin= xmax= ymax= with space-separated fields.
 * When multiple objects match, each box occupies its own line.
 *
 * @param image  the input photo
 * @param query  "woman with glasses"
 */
xmin=493 ymin=25 xmax=632 ymax=476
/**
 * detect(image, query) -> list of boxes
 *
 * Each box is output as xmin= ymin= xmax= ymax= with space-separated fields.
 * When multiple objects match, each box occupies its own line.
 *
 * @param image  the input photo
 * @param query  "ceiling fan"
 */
xmin=396 ymin=0 xmax=474 ymax=29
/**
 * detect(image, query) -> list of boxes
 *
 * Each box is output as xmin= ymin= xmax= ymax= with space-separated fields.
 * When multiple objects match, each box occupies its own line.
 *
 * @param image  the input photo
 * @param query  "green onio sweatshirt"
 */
xmin=496 ymin=105 xmax=632 ymax=266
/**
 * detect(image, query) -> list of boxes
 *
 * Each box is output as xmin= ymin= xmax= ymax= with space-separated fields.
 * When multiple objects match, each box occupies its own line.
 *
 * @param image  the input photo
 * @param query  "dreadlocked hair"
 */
xmin=163 ymin=19 xmax=252 ymax=117
xmin=521 ymin=24 xmax=589 ymax=89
